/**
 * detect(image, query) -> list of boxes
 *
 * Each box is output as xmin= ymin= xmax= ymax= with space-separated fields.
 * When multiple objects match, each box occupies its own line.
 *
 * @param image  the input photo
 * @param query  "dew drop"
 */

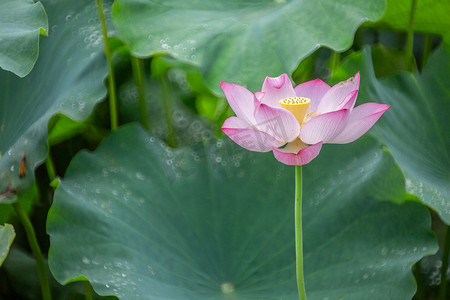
xmin=148 ymin=265 xmax=156 ymax=275
xmin=221 ymin=282 xmax=234 ymax=294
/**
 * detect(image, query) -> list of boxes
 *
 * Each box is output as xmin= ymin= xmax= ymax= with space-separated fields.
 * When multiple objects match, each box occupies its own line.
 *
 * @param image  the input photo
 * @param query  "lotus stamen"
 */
xmin=279 ymin=97 xmax=310 ymax=125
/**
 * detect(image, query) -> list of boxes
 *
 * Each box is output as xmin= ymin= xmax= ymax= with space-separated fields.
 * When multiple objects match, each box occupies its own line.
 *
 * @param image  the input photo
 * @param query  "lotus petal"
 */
xmin=222 ymin=117 xmax=279 ymax=152
xmin=220 ymin=82 xmax=258 ymax=125
xmin=294 ymin=79 xmax=330 ymax=114
xmin=272 ymin=141 xmax=323 ymax=165
xmin=254 ymin=103 xmax=300 ymax=143
xmin=317 ymin=72 xmax=360 ymax=113
xmin=330 ymin=103 xmax=390 ymax=144
xmin=260 ymin=74 xmax=296 ymax=108
xmin=300 ymin=109 xmax=350 ymax=144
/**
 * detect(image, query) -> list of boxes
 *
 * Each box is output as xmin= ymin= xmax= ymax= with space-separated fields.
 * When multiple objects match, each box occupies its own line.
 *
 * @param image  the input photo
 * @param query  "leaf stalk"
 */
xmin=12 ymin=201 xmax=52 ymax=300
xmin=84 ymin=281 xmax=94 ymax=300
xmin=406 ymin=0 xmax=418 ymax=70
xmin=160 ymin=74 xmax=176 ymax=147
xmin=96 ymin=0 xmax=119 ymax=130
xmin=438 ymin=226 xmax=450 ymax=300
xmin=131 ymin=56 xmax=150 ymax=130
xmin=421 ymin=34 xmax=432 ymax=70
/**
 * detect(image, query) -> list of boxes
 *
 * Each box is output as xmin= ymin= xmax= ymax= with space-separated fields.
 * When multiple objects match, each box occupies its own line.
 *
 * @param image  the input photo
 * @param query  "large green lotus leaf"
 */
xmin=331 ymin=45 xmax=450 ymax=224
xmin=0 ymin=0 xmax=110 ymax=203
xmin=2 ymin=247 xmax=115 ymax=299
xmin=47 ymin=124 xmax=437 ymax=300
xmin=0 ymin=0 xmax=48 ymax=77
xmin=112 ymin=0 xmax=386 ymax=94
xmin=374 ymin=0 xmax=450 ymax=38
xmin=0 ymin=223 xmax=15 ymax=266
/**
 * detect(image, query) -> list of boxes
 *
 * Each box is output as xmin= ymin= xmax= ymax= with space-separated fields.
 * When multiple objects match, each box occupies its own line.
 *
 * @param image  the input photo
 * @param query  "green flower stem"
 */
xmin=160 ymin=74 xmax=175 ymax=147
xmin=131 ymin=56 xmax=149 ymax=130
xmin=295 ymin=165 xmax=307 ymax=300
xmin=95 ymin=0 xmax=118 ymax=130
xmin=12 ymin=201 xmax=52 ymax=300
xmin=438 ymin=226 xmax=450 ymax=300
xmin=406 ymin=0 xmax=418 ymax=70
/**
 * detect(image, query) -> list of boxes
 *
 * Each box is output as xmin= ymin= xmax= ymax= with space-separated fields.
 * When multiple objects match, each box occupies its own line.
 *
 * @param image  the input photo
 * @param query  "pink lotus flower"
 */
xmin=221 ymin=73 xmax=389 ymax=165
